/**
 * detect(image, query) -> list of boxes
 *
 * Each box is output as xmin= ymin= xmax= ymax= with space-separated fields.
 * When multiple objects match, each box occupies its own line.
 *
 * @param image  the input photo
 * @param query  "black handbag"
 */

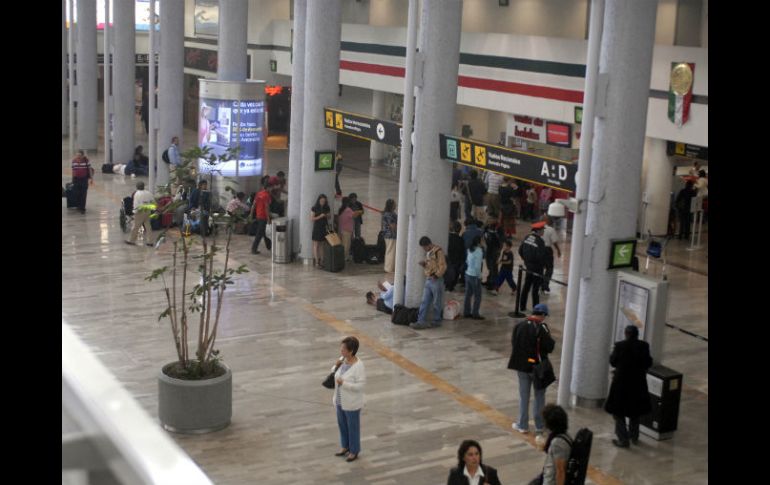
xmin=322 ymin=359 xmax=343 ymax=389
xmin=322 ymin=372 xmax=336 ymax=389
xmin=532 ymin=337 xmax=556 ymax=390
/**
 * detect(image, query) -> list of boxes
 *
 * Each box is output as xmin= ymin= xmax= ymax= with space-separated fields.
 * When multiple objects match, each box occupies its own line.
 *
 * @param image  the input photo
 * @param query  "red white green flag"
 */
xmin=668 ymin=62 xmax=695 ymax=127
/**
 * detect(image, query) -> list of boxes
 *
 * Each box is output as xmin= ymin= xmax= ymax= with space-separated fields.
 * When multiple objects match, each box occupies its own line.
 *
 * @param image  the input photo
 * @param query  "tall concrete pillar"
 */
xmin=287 ymin=0 xmax=307 ymax=255
xmin=571 ymin=0 xmax=658 ymax=404
xmin=370 ymin=90 xmax=387 ymax=163
xmin=113 ymin=0 xmax=135 ymax=164
xmin=62 ymin=0 xmax=68 ymax=136
xmin=157 ymin=0 xmax=184 ymax=187
xmin=641 ymin=137 xmax=673 ymax=236
xmin=700 ymin=0 xmax=708 ymax=48
xmin=404 ymin=0 xmax=463 ymax=307
xmin=76 ymin=0 xmax=98 ymax=151
xmin=218 ymin=0 xmax=248 ymax=81
xmin=298 ymin=0 xmax=342 ymax=260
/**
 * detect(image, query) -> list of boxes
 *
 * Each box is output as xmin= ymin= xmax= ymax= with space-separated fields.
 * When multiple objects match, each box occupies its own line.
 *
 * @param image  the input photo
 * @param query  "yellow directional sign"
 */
xmin=325 ymin=111 xmax=334 ymax=128
xmin=335 ymin=113 xmax=344 ymax=130
xmin=474 ymin=146 xmax=487 ymax=167
xmin=460 ymin=142 xmax=472 ymax=162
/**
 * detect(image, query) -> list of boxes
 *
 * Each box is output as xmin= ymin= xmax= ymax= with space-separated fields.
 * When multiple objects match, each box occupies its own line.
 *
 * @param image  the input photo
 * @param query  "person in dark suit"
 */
xmin=604 ymin=325 xmax=653 ymax=448
xmin=446 ymin=439 xmax=502 ymax=485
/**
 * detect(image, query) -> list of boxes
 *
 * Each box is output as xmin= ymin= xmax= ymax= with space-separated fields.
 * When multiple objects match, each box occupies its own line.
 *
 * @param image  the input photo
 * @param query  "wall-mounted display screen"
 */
xmin=198 ymin=97 xmax=264 ymax=177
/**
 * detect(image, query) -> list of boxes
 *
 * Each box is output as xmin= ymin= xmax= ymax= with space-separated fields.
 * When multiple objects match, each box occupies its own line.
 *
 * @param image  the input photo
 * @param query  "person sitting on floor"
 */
xmin=366 ymin=281 xmax=394 ymax=315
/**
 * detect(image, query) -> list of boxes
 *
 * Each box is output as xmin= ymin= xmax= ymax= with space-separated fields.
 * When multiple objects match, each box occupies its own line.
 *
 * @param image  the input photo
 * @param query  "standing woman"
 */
xmin=311 ymin=194 xmax=331 ymax=268
xmin=499 ymin=177 xmax=517 ymax=237
xmin=381 ymin=199 xmax=398 ymax=273
xmin=338 ymin=197 xmax=362 ymax=262
xmin=446 ymin=440 xmax=501 ymax=485
xmin=332 ymin=336 xmax=366 ymax=462
xmin=530 ymin=404 xmax=571 ymax=485
xmin=463 ymin=235 xmax=485 ymax=320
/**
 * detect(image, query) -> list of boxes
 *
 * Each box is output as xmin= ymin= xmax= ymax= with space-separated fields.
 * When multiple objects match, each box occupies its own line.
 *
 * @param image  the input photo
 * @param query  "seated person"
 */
xmin=366 ymin=281 xmax=394 ymax=315
xmin=126 ymin=145 xmax=150 ymax=176
xmin=226 ymin=191 xmax=250 ymax=217
xmin=188 ymin=180 xmax=209 ymax=211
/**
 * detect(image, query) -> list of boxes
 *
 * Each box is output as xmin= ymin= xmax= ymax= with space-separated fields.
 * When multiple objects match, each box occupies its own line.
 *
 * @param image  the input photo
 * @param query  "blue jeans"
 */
xmin=417 ymin=277 xmax=444 ymax=324
xmin=517 ymin=371 xmax=545 ymax=431
xmin=336 ymin=405 xmax=361 ymax=454
xmin=496 ymin=267 xmax=516 ymax=291
xmin=464 ymin=274 xmax=482 ymax=317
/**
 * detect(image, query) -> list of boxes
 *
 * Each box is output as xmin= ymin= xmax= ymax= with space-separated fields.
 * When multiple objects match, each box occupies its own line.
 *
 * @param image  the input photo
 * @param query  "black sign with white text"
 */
xmin=323 ymin=107 xmax=402 ymax=147
xmin=440 ymin=134 xmax=577 ymax=193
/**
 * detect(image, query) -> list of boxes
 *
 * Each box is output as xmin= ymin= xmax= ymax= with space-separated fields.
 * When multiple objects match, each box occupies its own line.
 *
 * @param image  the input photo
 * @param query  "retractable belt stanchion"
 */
xmin=509 ymin=265 xmax=527 ymax=318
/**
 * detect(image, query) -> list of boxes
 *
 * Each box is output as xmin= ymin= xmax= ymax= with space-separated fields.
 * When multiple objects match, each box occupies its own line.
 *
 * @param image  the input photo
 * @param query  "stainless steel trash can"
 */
xmin=271 ymin=218 xmax=291 ymax=263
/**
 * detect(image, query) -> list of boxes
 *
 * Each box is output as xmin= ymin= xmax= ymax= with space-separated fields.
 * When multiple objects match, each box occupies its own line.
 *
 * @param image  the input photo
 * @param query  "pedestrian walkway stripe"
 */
xmin=299 ymin=303 xmax=623 ymax=485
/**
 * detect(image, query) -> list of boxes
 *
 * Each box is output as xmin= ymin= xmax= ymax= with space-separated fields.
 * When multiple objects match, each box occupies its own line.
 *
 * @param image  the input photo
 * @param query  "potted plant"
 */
xmin=146 ymin=146 xmax=248 ymax=434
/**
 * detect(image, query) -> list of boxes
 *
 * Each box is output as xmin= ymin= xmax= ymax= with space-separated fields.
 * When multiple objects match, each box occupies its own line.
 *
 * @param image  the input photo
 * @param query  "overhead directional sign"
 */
xmin=323 ymin=107 xmax=403 ymax=147
xmin=439 ymin=134 xmax=577 ymax=192
xmin=609 ymin=239 xmax=637 ymax=270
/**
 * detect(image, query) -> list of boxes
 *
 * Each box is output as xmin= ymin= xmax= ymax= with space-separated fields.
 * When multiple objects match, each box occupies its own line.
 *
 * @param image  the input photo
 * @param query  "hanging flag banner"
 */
xmin=440 ymin=134 xmax=577 ymax=193
xmin=668 ymin=62 xmax=695 ymax=127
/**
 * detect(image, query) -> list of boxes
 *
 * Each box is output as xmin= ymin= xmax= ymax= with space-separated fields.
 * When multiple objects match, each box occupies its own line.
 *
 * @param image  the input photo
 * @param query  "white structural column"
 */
xmin=218 ymin=0 xmax=248 ymax=81
xmin=157 ymin=0 xmax=185 ymax=187
xmin=404 ymin=0 xmax=463 ymax=307
xmin=369 ymin=91 xmax=387 ymax=163
xmin=62 ymin=0 xmax=68 ymax=136
xmin=113 ymin=0 xmax=135 ymax=164
xmin=571 ymin=0 xmax=658 ymax=404
xmin=641 ymin=138 xmax=673 ymax=236
xmin=287 ymin=0 xmax=307 ymax=255
xmin=148 ymin=0 xmax=157 ymax=192
xmin=298 ymin=0 xmax=342 ymax=260
xmin=76 ymin=0 xmax=98 ymax=151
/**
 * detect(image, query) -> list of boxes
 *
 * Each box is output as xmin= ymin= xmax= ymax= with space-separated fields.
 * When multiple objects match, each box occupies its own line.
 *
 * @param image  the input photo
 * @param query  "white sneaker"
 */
xmin=512 ymin=423 xmax=529 ymax=434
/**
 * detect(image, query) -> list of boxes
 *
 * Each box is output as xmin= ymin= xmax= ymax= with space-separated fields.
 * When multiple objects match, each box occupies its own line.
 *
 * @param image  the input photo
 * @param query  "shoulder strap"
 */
xmin=557 ymin=433 xmax=573 ymax=447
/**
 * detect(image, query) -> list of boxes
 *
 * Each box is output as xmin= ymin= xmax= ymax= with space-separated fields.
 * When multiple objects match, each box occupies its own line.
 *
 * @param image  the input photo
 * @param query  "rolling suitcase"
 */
xmin=323 ymin=241 xmax=345 ymax=272
xmin=351 ymin=237 xmax=366 ymax=263
xmin=65 ymin=183 xmax=77 ymax=208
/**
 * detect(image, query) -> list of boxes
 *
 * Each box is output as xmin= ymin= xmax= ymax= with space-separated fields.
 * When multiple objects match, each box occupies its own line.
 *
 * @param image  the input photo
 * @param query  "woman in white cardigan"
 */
xmin=332 ymin=336 xmax=367 ymax=462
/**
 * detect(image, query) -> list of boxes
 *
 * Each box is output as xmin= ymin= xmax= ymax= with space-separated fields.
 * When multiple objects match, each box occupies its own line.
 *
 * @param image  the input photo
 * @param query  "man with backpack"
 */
xmin=508 ymin=304 xmax=555 ymax=435
xmin=163 ymin=136 xmax=181 ymax=167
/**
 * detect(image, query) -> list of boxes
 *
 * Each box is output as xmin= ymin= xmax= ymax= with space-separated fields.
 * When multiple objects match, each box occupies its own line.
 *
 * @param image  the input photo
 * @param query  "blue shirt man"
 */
xmin=169 ymin=137 xmax=182 ymax=166
xmin=462 ymin=220 xmax=484 ymax=249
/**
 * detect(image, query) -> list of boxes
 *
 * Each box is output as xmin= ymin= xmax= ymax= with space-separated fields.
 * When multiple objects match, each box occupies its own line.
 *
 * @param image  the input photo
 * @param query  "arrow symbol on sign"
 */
xmin=618 ymin=245 xmax=629 ymax=259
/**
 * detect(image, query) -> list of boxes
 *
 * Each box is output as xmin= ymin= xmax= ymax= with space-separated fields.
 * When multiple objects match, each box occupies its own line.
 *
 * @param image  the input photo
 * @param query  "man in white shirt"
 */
xmin=125 ymin=181 xmax=157 ymax=246
xmin=541 ymin=216 xmax=562 ymax=293
xmin=485 ymin=172 xmax=505 ymax=217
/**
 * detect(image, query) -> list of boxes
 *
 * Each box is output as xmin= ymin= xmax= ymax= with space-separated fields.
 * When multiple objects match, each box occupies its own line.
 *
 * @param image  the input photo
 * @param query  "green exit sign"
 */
xmin=574 ymin=106 xmax=583 ymax=124
xmin=609 ymin=239 xmax=637 ymax=269
xmin=270 ymin=60 xmax=277 ymax=72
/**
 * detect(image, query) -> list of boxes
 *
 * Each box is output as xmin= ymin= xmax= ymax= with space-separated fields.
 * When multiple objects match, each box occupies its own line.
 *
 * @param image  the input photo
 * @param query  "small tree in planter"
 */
xmin=146 ymin=146 xmax=249 ymax=433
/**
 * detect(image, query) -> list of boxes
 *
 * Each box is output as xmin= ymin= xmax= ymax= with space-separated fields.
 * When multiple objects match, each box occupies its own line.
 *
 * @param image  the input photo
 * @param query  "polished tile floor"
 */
xmin=62 ymin=121 xmax=707 ymax=484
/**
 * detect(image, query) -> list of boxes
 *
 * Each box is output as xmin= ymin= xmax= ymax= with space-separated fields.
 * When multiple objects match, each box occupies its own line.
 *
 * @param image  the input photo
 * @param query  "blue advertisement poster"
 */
xmin=198 ymin=97 xmax=264 ymax=177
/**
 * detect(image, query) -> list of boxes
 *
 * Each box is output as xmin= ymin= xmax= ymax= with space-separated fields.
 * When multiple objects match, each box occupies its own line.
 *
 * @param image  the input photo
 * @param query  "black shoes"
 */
xmin=252 ymin=250 xmax=261 ymax=255
xmin=124 ymin=241 xmax=136 ymax=245
xmin=334 ymin=449 xmax=349 ymax=457
xmin=471 ymin=315 xmax=485 ymax=320
xmin=612 ymin=439 xmax=630 ymax=448
xmin=345 ymin=454 xmax=359 ymax=462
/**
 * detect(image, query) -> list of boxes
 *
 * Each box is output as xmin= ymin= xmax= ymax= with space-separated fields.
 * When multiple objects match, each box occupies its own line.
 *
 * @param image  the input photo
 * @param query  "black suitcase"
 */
xmin=364 ymin=245 xmax=381 ymax=264
xmin=351 ymin=237 xmax=366 ymax=263
xmin=101 ymin=163 xmax=114 ymax=174
xmin=323 ymin=241 xmax=345 ymax=272
xmin=65 ymin=183 xmax=77 ymax=208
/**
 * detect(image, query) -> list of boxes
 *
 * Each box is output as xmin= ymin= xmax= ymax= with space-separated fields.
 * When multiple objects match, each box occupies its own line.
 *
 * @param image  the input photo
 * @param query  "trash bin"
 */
xmin=271 ymin=218 xmax=291 ymax=263
xmin=639 ymin=364 xmax=683 ymax=440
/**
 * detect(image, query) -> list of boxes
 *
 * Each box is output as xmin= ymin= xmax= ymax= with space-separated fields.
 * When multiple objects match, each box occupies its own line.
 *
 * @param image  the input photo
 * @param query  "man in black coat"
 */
xmin=604 ymin=325 xmax=653 ymax=448
xmin=518 ymin=221 xmax=547 ymax=312
xmin=507 ymin=304 xmax=555 ymax=435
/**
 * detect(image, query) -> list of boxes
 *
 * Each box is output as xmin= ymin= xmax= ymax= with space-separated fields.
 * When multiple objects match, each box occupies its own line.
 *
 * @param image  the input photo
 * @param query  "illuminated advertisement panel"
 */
xmin=198 ymin=97 xmax=264 ymax=177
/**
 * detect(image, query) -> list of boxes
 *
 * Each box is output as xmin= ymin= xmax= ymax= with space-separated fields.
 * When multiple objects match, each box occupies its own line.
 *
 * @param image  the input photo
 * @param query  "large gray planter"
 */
xmin=158 ymin=362 xmax=232 ymax=434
